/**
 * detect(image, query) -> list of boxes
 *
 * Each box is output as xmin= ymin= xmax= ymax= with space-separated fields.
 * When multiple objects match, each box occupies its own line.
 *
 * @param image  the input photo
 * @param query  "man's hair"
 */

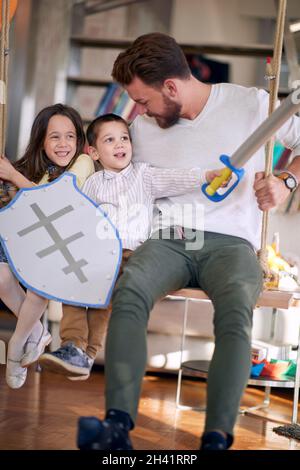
xmin=112 ymin=32 xmax=191 ymax=87
xmin=86 ymin=113 xmax=129 ymax=146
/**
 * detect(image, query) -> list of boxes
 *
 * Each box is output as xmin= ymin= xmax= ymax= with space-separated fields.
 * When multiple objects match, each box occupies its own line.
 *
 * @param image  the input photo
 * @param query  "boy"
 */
xmin=40 ymin=113 xmax=220 ymax=380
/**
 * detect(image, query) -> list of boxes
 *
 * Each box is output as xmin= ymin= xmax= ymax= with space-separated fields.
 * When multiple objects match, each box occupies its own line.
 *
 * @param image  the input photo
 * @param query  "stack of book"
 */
xmin=95 ymin=83 xmax=138 ymax=122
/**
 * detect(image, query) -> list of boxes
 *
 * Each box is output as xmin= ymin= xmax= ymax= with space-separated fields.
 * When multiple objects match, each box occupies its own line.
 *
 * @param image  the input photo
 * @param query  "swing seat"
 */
xmin=169 ymin=288 xmax=300 ymax=309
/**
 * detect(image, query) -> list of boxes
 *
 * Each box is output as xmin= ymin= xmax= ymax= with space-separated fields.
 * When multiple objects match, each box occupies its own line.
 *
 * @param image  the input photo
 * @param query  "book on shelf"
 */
xmin=113 ymin=88 xmax=130 ymax=115
xmin=94 ymin=82 xmax=119 ymax=116
xmin=95 ymin=83 xmax=138 ymax=122
xmin=122 ymin=98 xmax=137 ymax=121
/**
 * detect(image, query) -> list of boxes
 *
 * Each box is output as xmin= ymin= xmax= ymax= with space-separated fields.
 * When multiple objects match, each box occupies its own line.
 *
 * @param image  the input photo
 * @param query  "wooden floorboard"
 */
xmin=0 ymin=365 xmax=299 ymax=450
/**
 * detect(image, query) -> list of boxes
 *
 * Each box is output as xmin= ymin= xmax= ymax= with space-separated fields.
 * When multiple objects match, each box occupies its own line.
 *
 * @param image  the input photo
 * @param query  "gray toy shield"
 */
xmin=0 ymin=173 xmax=122 ymax=308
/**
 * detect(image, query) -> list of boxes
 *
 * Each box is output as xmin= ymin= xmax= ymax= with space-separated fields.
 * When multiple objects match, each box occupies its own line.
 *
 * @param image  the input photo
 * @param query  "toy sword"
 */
xmin=202 ymin=87 xmax=300 ymax=202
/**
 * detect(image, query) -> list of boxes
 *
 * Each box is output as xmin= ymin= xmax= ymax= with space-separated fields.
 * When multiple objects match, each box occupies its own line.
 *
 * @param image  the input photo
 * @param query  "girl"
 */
xmin=0 ymin=103 xmax=95 ymax=389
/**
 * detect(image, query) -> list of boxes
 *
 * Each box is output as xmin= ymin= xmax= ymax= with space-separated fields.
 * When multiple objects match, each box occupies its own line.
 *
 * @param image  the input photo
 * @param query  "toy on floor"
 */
xmin=264 ymin=233 xmax=299 ymax=291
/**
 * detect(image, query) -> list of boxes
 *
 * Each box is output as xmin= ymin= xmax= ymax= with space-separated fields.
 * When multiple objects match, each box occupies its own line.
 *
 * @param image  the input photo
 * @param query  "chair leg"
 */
xmin=292 ymin=326 xmax=300 ymax=424
xmin=176 ymin=298 xmax=189 ymax=409
xmin=176 ymin=298 xmax=206 ymax=411
xmin=175 ymin=367 xmax=184 ymax=408
xmin=176 ymin=370 xmax=207 ymax=411
xmin=240 ymin=386 xmax=271 ymax=415
xmin=272 ymin=325 xmax=300 ymax=439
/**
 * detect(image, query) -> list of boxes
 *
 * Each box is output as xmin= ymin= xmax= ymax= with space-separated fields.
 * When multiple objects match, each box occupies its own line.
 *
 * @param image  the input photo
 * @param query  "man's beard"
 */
xmin=147 ymin=95 xmax=182 ymax=129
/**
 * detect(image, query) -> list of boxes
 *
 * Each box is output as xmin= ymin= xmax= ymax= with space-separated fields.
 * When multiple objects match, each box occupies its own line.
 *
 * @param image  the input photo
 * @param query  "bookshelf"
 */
xmin=66 ymin=38 xmax=278 ymax=122
xmin=70 ymin=35 xmax=275 ymax=56
xmin=66 ymin=2 xmax=291 ymax=124
xmin=67 ymin=76 xmax=111 ymax=87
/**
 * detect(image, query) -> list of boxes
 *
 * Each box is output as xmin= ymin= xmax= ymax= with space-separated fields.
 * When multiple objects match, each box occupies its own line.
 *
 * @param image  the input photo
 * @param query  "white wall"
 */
xmin=240 ymin=0 xmax=300 ymax=19
xmin=268 ymin=211 xmax=300 ymax=259
xmin=170 ymin=0 xmax=261 ymax=86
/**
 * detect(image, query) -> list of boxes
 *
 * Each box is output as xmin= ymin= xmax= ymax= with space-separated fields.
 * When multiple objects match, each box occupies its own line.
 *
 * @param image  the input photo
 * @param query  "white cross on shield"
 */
xmin=0 ymin=173 xmax=122 ymax=308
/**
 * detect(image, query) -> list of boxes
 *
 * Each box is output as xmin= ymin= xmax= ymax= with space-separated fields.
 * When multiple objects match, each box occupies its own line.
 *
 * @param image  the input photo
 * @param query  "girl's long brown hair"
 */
xmin=14 ymin=104 xmax=85 ymax=183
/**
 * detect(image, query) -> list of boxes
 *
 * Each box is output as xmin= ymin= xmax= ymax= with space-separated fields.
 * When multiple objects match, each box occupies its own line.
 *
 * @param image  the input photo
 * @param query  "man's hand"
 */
xmin=253 ymin=171 xmax=291 ymax=211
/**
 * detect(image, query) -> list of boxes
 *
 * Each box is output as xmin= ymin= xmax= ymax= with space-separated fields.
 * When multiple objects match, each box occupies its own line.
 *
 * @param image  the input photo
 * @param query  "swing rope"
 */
xmin=0 ymin=0 xmax=11 ymax=156
xmin=258 ymin=0 xmax=287 ymax=276
xmin=261 ymin=1 xmax=300 ymax=440
xmin=0 ymin=0 xmax=12 ymax=208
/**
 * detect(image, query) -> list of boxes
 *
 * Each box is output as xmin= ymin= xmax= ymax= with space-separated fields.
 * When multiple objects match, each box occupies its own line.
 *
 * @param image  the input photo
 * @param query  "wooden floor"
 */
xmin=0 ymin=365 xmax=299 ymax=450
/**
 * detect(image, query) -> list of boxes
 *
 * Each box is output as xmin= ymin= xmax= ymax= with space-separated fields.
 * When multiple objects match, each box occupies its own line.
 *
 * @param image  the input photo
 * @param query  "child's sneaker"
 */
xmin=77 ymin=415 xmax=133 ymax=450
xmin=39 ymin=342 xmax=91 ymax=377
xmin=68 ymin=356 xmax=94 ymax=381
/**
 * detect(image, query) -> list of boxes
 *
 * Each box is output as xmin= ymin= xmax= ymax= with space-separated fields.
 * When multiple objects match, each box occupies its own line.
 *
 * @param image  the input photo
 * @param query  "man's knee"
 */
xmin=221 ymin=243 xmax=262 ymax=293
xmin=207 ymin=244 xmax=263 ymax=322
xmin=236 ymin=245 xmax=263 ymax=301
xmin=112 ymin=246 xmax=166 ymax=310
xmin=111 ymin=265 xmax=154 ymax=325
xmin=213 ymin=285 xmax=255 ymax=340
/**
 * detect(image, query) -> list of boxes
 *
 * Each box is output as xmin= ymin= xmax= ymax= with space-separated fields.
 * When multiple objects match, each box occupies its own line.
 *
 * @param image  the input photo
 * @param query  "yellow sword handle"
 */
xmin=205 ymin=167 xmax=232 ymax=196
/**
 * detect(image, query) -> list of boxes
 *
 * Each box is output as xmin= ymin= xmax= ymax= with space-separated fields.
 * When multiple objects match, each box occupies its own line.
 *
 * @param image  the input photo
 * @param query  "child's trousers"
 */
xmin=59 ymin=249 xmax=132 ymax=359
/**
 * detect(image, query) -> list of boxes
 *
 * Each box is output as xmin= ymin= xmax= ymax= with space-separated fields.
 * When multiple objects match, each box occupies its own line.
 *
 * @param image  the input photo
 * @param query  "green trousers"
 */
xmin=105 ymin=230 xmax=263 ymax=437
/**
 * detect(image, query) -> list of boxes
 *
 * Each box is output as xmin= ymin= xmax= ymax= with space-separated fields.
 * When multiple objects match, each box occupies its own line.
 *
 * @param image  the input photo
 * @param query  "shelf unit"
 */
xmin=66 ymin=34 xmax=292 ymax=121
xmin=66 ymin=1 xmax=297 ymax=119
xmin=171 ymin=288 xmax=300 ymax=423
xmin=66 ymin=0 xmax=300 ymax=123
xmin=67 ymin=76 xmax=111 ymax=87
xmin=69 ymin=36 xmax=275 ymax=56
xmin=180 ymin=359 xmax=296 ymax=389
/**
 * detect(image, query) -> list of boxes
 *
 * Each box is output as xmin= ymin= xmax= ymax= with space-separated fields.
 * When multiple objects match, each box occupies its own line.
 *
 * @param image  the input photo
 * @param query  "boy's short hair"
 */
xmin=112 ymin=32 xmax=190 ymax=87
xmin=86 ymin=113 xmax=130 ymax=146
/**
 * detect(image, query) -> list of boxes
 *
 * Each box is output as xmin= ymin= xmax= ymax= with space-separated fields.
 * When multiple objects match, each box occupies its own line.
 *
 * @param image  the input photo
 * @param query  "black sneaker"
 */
xmin=77 ymin=416 xmax=133 ymax=450
xmin=39 ymin=342 xmax=91 ymax=377
xmin=200 ymin=431 xmax=233 ymax=450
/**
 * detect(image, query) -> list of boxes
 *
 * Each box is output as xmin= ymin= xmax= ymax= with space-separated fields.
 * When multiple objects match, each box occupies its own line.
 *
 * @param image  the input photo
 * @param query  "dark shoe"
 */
xmin=77 ymin=416 xmax=133 ymax=450
xmin=201 ymin=431 xmax=233 ymax=450
xmin=39 ymin=342 xmax=91 ymax=377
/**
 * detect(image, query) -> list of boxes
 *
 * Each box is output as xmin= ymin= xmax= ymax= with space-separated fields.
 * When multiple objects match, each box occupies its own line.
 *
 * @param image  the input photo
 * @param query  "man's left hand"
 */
xmin=253 ymin=172 xmax=291 ymax=211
